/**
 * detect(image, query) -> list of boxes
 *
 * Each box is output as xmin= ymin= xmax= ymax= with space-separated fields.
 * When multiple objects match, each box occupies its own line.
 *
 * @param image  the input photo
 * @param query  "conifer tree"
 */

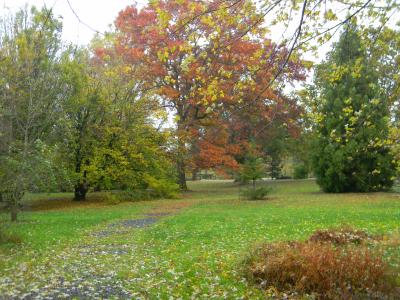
xmin=312 ymin=23 xmax=396 ymax=192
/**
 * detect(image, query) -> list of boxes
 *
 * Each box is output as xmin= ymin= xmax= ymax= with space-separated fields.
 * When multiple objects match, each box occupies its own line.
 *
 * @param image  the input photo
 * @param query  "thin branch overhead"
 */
xmin=66 ymin=0 xmax=103 ymax=35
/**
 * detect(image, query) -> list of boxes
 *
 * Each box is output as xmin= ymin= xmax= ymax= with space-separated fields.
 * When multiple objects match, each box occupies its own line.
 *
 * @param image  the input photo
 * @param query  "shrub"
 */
xmin=242 ymin=230 xmax=398 ymax=299
xmin=107 ymin=183 xmax=179 ymax=203
xmin=308 ymin=227 xmax=375 ymax=245
xmin=114 ymin=189 xmax=152 ymax=202
xmin=240 ymin=186 xmax=272 ymax=200
xmin=101 ymin=192 xmax=121 ymax=205
xmin=144 ymin=175 xmax=179 ymax=199
xmin=0 ymin=230 xmax=22 ymax=245
xmin=276 ymin=175 xmax=292 ymax=180
xmin=293 ymin=164 xmax=308 ymax=179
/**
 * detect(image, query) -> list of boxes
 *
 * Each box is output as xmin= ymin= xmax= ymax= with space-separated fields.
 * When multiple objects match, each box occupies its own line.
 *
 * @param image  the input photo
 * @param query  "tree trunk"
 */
xmin=74 ymin=182 xmax=88 ymax=201
xmin=10 ymin=202 xmax=18 ymax=222
xmin=8 ymin=190 xmax=23 ymax=222
xmin=252 ymin=178 xmax=256 ymax=190
xmin=176 ymin=123 xmax=188 ymax=190
xmin=177 ymin=157 xmax=188 ymax=190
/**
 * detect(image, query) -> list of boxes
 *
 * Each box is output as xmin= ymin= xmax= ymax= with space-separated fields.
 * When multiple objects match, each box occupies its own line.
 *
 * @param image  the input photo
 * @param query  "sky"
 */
xmin=1 ymin=0 xmax=146 ymax=45
xmin=2 ymin=0 xmax=398 ymax=86
xmin=1 ymin=0 xmax=382 ymax=58
xmin=1 ymin=0 xmax=334 ymax=53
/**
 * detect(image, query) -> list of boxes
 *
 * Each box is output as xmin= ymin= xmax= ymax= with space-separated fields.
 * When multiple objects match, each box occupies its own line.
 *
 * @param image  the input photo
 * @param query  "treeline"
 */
xmin=0 ymin=3 xmax=306 ymax=221
xmin=1 ymin=1 xmax=399 ymax=221
xmin=0 ymin=7 xmax=179 ymax=221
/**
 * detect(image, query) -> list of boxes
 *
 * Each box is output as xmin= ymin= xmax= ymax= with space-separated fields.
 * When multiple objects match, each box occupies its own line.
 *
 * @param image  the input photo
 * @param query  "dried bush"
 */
xmin=308 ymin=227 xmax=375 ymax=245
xmin=242 ymin=240 xmax=397 ymax=299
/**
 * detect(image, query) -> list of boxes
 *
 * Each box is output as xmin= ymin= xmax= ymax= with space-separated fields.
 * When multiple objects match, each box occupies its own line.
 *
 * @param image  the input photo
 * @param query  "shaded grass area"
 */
xmin=393 ymin=182 xmax=400 ymax=193
xmin=0 ymin=179 xmax=400 ymax=298
xmin=1 ymin=203 xmax=142 ymax=249
xmin=22 ymin=191 xmax=126 ymax=211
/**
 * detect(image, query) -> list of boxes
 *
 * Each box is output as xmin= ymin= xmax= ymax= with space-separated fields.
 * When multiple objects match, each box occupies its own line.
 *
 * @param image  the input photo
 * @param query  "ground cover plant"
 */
xmin=0 ymin=180 xmax=399 ymax=298
xmin=242 ymin=229 xmax=398 ymax=299
xmin=240 ymin=186 xmax=272 ymax=200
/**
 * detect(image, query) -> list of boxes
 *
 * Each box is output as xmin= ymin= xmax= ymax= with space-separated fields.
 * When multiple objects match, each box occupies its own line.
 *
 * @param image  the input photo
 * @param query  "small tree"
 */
xmin=240 ymin=155 xmax=265 ymax=189
xmin=239 ymin=154 xmax=272 ymax=200
xmin=312 ymin=23 xmax=396 ymax=192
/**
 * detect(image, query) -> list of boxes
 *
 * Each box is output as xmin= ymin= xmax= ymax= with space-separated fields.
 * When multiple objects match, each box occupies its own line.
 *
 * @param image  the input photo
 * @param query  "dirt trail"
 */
xmin=3 ymin=201 xmax=193 ymax=300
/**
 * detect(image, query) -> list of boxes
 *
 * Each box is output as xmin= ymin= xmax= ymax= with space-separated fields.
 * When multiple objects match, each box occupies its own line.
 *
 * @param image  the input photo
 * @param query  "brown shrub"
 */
xmin=243 ymin=241 xmax=397 ymax=299
xmin=308 ymin=226 xmax=375 ymax=245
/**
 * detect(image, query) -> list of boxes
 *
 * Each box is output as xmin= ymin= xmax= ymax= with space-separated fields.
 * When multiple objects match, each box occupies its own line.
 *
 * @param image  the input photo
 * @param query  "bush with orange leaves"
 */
xmin=242 ymin=230 xmax=399 ymax=299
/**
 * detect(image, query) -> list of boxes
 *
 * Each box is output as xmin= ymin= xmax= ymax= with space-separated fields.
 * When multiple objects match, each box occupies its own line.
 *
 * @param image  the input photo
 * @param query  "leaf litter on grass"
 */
xmin=1 ymin=181 xmax=400 ymax=299
xmin=0 ymin=209 xmax=181 ymax=299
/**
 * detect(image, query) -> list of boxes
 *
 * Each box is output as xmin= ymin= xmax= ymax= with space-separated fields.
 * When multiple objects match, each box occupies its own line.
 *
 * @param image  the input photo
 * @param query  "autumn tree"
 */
xmin=312 ymin=24 xmax=396 ymax=192
xmin=60 ymin=44 xmax=177 ymax=200
xmin=364 ymin=26 xmax=400 ymax=173
xmin=59 ymin=48 xmax=112 ymax=200
xmin=111 ymin=0 xmax=305 ymax=190
xmin=0 ymin=7 xmax=65 ymax=221
xmin=189 ymin=122 xmax=242 ymax=179
xmin=356 ymin=26 xmax=400 ymax=179
xmin=173 ymin=1 xmax=399 ymax=94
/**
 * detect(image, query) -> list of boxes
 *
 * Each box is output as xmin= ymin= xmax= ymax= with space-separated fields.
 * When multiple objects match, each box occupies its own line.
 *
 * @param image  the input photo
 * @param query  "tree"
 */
xmin=59 ymin=49 xmax=106 ymax=200
xmin=189 ymin=122 xmax=241 ymax=179
xmin=389 ymin=126 xmax=400 ymax=177
xmin=312 ymin=23 xmax=396 ymax=192
xmin=0 ymin=7 xmax=65 ymax=221
xmin=170 ymin=1 xmax=399 ymax=91
xmin=60 ymin=44 xmax=177 ymax=200
xmin=240 ymin=154 xmax=265 ymax=189
xmin=363 ymin=27 xmax=400 ymax=175
xmin=110 ymin=0 xmax=305 ymax=190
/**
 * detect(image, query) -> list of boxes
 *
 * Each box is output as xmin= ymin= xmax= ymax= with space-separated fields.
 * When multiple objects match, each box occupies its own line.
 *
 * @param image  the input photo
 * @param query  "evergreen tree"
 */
xmin=240 ymin=154 xmax=265 ymax=189
xmin=312 ymin=23 xmax=396 ymax=192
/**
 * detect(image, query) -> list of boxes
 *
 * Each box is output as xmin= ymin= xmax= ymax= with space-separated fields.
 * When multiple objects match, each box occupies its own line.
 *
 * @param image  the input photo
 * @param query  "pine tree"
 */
xmin=240 ymin=155 xmax=265 ymax=189
xmin=312 ymin=24 xmax=396 ymax=192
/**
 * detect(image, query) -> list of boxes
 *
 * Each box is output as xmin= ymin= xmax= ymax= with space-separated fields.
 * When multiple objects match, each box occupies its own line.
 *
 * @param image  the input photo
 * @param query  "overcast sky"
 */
xmin=1 ymin=0 xmax=146 ymax=45
xmin=2 ymin=0 xmax=398 ymax=87
xmin=0 ymin=0 xmax=344 ymax=65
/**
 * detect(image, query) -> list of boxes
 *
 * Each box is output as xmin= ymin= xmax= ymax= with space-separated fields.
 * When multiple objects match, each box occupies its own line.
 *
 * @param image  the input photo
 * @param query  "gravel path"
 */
xmin=18 ymin=275 xmax=133 ymax=300
xmin=91 ymin=217 xmax=160 ymax=238
xmin=1 ymin=212 xmax=176 ymax=300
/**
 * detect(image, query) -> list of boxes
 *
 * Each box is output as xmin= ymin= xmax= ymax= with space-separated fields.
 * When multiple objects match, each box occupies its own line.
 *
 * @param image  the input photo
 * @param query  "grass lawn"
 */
xmin=0 ymin=179 xmax=399 ymax=298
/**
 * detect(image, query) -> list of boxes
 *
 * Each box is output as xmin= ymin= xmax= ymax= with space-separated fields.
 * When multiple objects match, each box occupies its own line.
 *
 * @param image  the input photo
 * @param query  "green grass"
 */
xmin=1 ymin=179 xmax=399 ymax=298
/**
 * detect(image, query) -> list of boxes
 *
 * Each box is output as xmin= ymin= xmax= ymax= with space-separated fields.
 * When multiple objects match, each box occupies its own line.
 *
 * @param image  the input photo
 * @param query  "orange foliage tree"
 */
xmin=108 ymin=0 xmax=306 ymax=189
